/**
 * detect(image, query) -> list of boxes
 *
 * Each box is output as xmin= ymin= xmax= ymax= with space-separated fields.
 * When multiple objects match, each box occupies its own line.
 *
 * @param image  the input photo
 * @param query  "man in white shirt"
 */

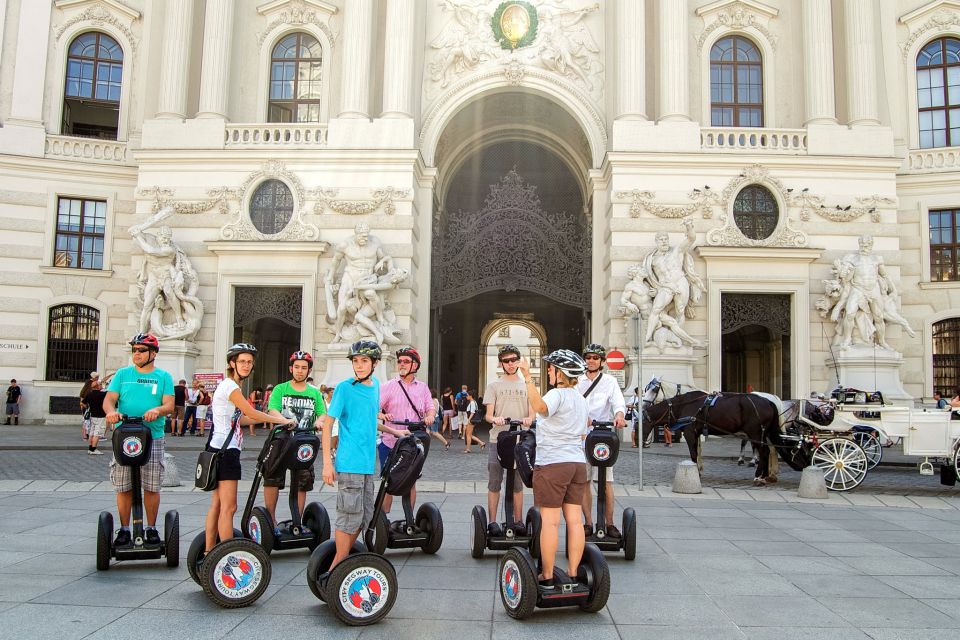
xmin=574 ymin=343 xmax=626 ymax=537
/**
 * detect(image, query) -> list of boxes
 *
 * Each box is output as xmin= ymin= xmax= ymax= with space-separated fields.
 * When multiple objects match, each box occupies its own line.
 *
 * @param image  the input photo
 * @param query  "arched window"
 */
xmin=933 ymin=318 xmax=960 ymax=397
xmin=46 ymin=304 xmax=99 ymax=382
xmin=710 ymin=35 xmax=763 ymax=127
xmin=62 ymin=32 xmax=123 ymax=139
xmin=917 ymin=37 xmax=960 ymax=149
xmin=268 ymin=33 xmax=323 ymax=123
xmin=250 ymin=180 xmax=294 ymax=235
xmin=733 ymin=185 xmax=778 ymax=240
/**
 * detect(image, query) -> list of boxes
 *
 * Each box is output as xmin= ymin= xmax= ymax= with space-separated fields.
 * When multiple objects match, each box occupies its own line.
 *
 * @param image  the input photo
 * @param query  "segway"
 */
xmin=241 ymin=413 xmax=330 ymax=554
xmin=364 ymin=419 xmax=443 ymax=555
xmin=96 ymin=416 xmax=178 ymax=570
xmin=305 ymin=428 xmax=428 ymax=625
xmin=584 ymin=421 xmax=636 ymax=560
xmin=470 ymin=419 xmax=540 ymax=559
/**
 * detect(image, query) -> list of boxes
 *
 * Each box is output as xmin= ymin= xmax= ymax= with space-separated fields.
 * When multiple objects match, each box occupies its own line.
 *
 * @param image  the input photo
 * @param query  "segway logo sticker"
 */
xmin=501 ymin=560 xmax=522 ymax=609
xmin=296 ymin=444 xmax=314 ymax=462
xmin=122 ymin=437 xmax=143 ymax=457
xmin=248 ymin=517 xmax=261 ymax=544
xmin=593 ymin=443 xmax=611 ymax=462
xmin=339 ymin=567 xmax=389 ymax=617
xmin=213 ymin=552 xmax=262 ymax=599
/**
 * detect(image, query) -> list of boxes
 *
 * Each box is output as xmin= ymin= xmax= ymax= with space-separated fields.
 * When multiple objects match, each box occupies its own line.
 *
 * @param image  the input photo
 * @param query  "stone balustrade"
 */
xmin=906 ymin=147 xmax=960 ymax=173
xmin=700 ymin=127 xmax=808 ymax=153
xmin=224 ymin=124 xmax=328 ymax=148
xmin=44 ymin=134 xmax=130 ymax=164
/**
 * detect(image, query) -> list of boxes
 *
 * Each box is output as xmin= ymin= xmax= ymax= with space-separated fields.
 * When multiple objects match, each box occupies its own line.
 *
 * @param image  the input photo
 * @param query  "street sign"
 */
xmin=606 ymin=349 xmax=625 ymax=370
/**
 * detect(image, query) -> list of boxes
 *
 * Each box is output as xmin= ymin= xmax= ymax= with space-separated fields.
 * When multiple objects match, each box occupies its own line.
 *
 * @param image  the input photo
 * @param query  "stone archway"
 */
xmin=721 ymin=293 xmax=791 ymax=396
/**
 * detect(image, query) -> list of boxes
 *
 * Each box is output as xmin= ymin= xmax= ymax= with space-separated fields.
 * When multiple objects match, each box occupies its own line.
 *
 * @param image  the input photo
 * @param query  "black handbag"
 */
xmin=195 ymin=410 xmax=239 ymax=491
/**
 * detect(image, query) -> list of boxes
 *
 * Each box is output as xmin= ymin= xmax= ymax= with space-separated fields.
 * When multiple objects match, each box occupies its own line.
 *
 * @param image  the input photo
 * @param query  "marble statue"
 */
xmin=130 ymin=207 xmax=203 ymax=341
xmin=536 ymin=3 xmax=601 ymax=89
xmin=325 ymin=223 xmax=407 ymax=346
xmin=629 ymin=219 xmax=706 ymax=350
xmin=428 ymin=0 xmax=492 ymax=87
xmin=817 ymin=234 xmax=916 ymax=351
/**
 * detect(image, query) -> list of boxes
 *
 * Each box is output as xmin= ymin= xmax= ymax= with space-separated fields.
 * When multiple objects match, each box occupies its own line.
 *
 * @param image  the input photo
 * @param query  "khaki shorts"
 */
xmin=88 ymin=417 xmax=107 ymax=439
xmin=587 ymin=463 xmax=614 ymax=483
xmin=487 ymin=441 xmax=522 ymax=492
xmin=533 ymin=462 xmax=588 ymax=508
xmin=335 ymin=472 xmax=375 ymax=534
xmin=110 ymin=438 xmax=165 ymax=493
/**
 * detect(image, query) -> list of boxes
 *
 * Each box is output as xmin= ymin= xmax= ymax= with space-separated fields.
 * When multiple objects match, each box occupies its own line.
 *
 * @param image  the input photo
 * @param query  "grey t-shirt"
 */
xmin=482 ymin=377 xmax=528 ymax=442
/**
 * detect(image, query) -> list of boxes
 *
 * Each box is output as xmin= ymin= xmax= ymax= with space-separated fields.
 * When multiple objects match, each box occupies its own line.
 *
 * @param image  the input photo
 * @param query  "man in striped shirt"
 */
xmin=379 ymin=346 xmax=434 ymax=524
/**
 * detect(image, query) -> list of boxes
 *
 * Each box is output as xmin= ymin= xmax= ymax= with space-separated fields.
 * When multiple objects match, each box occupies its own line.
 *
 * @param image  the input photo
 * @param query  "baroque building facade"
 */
xmin=0 ymin=0 xmax=957 ymax=421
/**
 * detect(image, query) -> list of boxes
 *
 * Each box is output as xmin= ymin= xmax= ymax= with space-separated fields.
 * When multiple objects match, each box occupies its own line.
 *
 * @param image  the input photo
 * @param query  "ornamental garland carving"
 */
xmin=312 ymin=188 xmax=410 ymax=216
xmin=900 ymin=8 xmax=960 ymax=60
xmin=55 ymin=3 xmax=140 ymax=53
xmin=696 ymin=0 xmax=779 ymax=53
xmin=257 ymin=0 xmax=338 ymax=47
xmin=614 ymin=188 xmax=722 ymax=219
xmin=788 ymin=192 xmax=894 ymax=223
xmin=220 ymin=161 xmax=322 ymax=241
xmin=137 ymin=187 xmax=235 ymax=216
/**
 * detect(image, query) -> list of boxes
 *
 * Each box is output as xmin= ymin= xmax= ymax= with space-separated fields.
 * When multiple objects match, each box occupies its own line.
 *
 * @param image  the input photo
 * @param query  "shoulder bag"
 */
xmin=194 ymin=410 xmax=238 ymax=491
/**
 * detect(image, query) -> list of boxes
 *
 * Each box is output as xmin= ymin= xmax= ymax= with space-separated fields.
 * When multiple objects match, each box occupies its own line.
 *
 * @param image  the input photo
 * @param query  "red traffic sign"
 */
xmin=606 ymin=349 xmax=626 ymax=370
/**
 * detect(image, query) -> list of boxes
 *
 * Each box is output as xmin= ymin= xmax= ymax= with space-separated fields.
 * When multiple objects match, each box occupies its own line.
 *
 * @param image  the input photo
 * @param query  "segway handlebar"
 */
xmin=117 ymin=415 xmax=144 ymax=425
xmin=390 ymin=419 xmax=427 ymax=431
xmin=591 ymin=420 xmax=615 ymax=428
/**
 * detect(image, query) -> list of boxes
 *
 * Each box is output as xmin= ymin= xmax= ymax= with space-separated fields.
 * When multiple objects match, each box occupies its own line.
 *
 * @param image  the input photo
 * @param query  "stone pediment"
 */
xmin=256 ymin=0 xmax=338 ymax=18
xmin=899 ymin=0 xmax=960 ymax=27
xmin=54 ymin=0 xmax=141 ymax=52
xmin=898 ymin=0 xmax=960 ymax=59
xmin=54 ymin=0 xmax=140 ymax=22
xmin=256 ymin=0 xmax=338 ymax=46
xmin=695 ymin=0 xmax=779 ymax=52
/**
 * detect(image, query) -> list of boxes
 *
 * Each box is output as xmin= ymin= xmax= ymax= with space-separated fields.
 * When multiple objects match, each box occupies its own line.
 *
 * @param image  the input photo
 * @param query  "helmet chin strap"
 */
xmin=352 ymin=363 xmax=377 ymax=385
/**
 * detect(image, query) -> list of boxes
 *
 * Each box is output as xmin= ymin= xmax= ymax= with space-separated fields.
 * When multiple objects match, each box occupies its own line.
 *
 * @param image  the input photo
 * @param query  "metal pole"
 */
xmin=635 ymin=313 xmax=643 ymax=491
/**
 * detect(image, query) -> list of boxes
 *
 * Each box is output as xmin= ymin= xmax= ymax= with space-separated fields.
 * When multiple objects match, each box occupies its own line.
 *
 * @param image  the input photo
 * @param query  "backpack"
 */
xmin=383 ymin=434 xmax=426 ymax=496
xmin=455 ymin=394 xmax=469 ymax=412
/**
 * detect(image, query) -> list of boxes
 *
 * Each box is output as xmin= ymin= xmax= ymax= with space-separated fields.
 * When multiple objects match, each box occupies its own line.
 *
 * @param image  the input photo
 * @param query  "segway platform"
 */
xmin=499 ymin=544 xmax=610 ymax=619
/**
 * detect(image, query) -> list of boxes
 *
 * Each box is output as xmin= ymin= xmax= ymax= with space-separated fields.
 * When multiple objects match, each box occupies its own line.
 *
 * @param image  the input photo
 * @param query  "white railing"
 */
xmin=224 ymin=124 xmax=328 ymax=147
xmin=905 ymin=147 xmax=960 ymax=173
xmin=701 ymin=127 xmax=808 ymax=153
xmin=44 ymin=134 xmax=130 ymax=164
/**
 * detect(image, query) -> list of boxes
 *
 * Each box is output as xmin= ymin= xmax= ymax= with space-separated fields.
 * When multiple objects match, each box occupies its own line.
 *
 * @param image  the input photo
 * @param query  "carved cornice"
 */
xmin=256 ymin=0 xmax=338 ymax=47
xmin=312 ymin=187 xmax=410 ymax=216
xmin=696 ymin=0 xmax=779 ymax=52
xmin=54 ymin=1 xmax=140 ymax=53
xmin=899 ymin=6 xmax=960 ymax=60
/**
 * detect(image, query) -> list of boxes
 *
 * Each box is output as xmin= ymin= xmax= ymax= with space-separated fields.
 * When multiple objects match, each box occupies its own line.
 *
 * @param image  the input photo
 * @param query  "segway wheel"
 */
xmin=200 ymin=538 xmax=271 ymax=608
xmin=622 ymin=508 xmax=637 ymax=561
xmin=578 ymin=544 xmax=611 ymax=613
xmin=307 ymin=539 xmax=366 ymax=602
xmin=499 ymin=547 xmax=538 ymax=620
xmin=525 ymin=507 xmax=542 ymax=559
xmin=187 ymin=528 xmax=243 ymax=586
xmin=470 ymin=506 xmax=486 ymax=559
xmin=164 ymin=510 xmax=180 ymax=568
xmin=325 ymin=552 xmax=397 ymax=626
xmin=303 ymin=502 xmax=331 ymax=550
xmin=96 ymin=511 xmax=113 ymax=571
xmin=416 ymin=503 xmax=444 ymax=555
xmin=246 ymin=506 xmax=275 ymax=554
xmin=363 ymin=511 xmax=389 ymax=555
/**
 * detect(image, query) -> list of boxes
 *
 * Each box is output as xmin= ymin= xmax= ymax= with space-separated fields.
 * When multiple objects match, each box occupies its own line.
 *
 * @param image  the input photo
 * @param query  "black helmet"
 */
xmin=498 ymin=344 xmax=521 ymax=360
xmin=348 ymin=340 xmax=381 ymax=361
xmin=543 ymin=349 xmax=586 ymax=377
xmin=583 ymin=343 xmax=606 ymax=359
xmin=226 ymin=343 xmax=258 ymax=363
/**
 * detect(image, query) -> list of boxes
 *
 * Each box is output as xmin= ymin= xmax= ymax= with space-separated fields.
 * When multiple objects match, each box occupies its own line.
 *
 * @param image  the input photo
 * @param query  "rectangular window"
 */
xmin=930 ymin=208 xmax=960 ymax=281
xmin=54 ymin=197 xmax=106 ymax=270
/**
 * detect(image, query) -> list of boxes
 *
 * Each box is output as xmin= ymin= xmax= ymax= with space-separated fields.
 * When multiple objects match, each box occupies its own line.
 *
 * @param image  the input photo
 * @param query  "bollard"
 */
xmin=671 ymin=460 xmax=702 ymax=494
xmin=162 ymin=452 xmax=181 ymax=487
xmin=798 ymin=465 xmax=828 ymax=499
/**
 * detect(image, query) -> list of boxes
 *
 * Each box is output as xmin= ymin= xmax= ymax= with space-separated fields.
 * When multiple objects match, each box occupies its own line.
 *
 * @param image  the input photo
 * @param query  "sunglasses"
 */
xmin=131 ymin=347 xmax=151 ymax=354
xmin=397 ymin=358 xmax=414 ymax=364
xmin=500 ymin=357 xmax=520 ymax=364
xmin=584 ymin=355 xmax=602 ymax=361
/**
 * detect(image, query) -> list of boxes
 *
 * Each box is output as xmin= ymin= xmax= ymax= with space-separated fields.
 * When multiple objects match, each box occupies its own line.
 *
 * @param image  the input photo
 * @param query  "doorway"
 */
xmin=721 ymin=293 xmax=791 ymax=397
xmin=233 ymin=286 xmax=303 ymax=392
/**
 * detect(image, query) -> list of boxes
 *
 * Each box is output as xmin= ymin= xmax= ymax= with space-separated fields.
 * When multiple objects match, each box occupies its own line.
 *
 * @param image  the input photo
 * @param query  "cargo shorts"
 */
xmin=110 ymin=438 xmax=165 ymax=493
xmin=335 ymin=472 xmax=375 ymax=534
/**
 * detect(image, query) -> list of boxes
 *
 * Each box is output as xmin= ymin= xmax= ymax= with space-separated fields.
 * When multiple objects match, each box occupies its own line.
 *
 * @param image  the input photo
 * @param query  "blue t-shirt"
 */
xmin=107 ymin=365 xmax=174 ymax=439
xmin=327 ymin=378 xmax=380 ymax=475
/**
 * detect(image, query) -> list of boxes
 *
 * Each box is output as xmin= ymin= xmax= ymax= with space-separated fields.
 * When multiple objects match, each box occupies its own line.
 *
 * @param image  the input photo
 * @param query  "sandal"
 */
xmin=463 ymin=449 xmax=470 ymax=454
xmin=480 ymin=442 xmax=486 ymax=451
xmin=444 ymin=443 xmax=450 ymax=451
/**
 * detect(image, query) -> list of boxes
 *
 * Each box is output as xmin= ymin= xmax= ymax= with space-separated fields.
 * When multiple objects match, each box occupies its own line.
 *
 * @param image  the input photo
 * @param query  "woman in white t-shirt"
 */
xmin=517 ymin=349 xmax=588 ymax=590
xmin=204 ymin=343 xmax=294 ymax=553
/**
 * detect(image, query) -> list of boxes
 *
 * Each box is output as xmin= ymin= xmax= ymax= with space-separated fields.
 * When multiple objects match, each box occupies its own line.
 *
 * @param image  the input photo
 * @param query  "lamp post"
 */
xmin=634 ymin=312 xmax=643 ymax=491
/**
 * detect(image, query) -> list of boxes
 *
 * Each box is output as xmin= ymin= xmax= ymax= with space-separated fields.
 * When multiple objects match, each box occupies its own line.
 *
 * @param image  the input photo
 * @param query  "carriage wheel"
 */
xmin=852 ymin=431 xmax=882 ymax=469
xmin=811 ymin=438 xmax=868 ymax=492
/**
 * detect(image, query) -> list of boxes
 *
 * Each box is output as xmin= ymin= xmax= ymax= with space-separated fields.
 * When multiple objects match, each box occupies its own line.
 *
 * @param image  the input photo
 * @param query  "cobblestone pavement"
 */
xmin=1 ymin=424 xmax=957 ymax=496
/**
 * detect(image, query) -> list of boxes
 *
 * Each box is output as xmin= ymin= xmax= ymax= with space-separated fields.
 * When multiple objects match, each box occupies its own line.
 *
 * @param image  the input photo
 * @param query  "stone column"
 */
xmin=338 ymin=0 xmax=374 ymax=118
xmin=8 ymin=0 xmax=52 ymax=123
xmin=844 ymin=0 xmax=880 ymax=126
xmin=0 ymin=0 xmax=9 ymax=72
xmin=381 ymin=0 xmax=416 ymax=118
xmin=615 ymin=0 xmax=646 ymax=120
xmin=802 ymin=0 xmax=837 ymax=124
xmin=658 ymin=0 xmax=689 ymax=122
xmin=156 ymin=0 xmax=194 ymax=119
xmin=197 ymin=0 xmax=235 ymax=119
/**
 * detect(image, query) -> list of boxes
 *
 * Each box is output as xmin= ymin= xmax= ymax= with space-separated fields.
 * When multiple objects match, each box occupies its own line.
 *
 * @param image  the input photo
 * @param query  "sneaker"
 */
xmin=487 ymin=522 xmax=503 ymax=537
xmin=583 ymin=523 xmax=593 ymax=537
xmin=390 ymin=520 xmax=407 ymax=534
xmin=606 ymin=524 xmax=622 ymax=539
xmin=145 ymin=529 xmax=161 ymax=545
xmin=113 ymin=529 xmax=131 ymax=547
xmin=88 ymin=449 xmax=104 ymax=455
xmin=512 ymin=522 xmax=528 ymax=537
xmin=537 ymin=575 xmax=556 ymax=590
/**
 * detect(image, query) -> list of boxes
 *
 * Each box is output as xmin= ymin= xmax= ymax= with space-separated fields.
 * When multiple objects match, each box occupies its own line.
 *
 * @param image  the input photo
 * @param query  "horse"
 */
xmin=641 ymin=377 xmax=783 ymax=484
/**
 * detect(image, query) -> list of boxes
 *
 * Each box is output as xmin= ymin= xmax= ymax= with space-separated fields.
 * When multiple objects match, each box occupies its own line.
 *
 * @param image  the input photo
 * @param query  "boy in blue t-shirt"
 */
xmin=321 ymin=340 xmax=407 ymax=570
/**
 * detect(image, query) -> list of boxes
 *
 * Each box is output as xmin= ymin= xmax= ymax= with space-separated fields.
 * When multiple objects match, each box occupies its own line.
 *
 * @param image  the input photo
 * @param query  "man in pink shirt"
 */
xmin=379 ymin=346 xmax=435 ymax=523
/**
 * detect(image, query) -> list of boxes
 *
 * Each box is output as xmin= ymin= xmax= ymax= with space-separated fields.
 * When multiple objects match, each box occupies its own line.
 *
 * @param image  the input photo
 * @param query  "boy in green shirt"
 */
xmin=265 ymin=350 xmax=326 ymax=524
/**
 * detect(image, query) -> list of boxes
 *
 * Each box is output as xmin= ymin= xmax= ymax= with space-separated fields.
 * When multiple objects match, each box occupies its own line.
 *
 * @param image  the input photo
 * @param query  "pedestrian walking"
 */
xmin=5 ymin=379 xmax=21 ymax=425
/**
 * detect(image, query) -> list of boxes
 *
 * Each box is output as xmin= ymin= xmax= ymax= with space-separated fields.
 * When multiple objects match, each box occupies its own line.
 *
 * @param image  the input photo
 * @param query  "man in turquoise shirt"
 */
xmin=104 ymin=333 xmax=174 ymax=547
